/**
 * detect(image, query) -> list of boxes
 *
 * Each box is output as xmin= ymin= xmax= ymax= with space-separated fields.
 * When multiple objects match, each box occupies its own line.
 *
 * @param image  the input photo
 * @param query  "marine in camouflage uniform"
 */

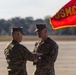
xmin=33 ymin=24 xmax=58 ymax=75
xmin=4 ymin=27 xmax=36 ymax=75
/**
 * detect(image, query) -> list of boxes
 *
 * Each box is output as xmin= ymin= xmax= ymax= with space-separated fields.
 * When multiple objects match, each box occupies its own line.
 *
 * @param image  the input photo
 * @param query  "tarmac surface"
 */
xmin=0 ymin=41 xmax=76 ymax=75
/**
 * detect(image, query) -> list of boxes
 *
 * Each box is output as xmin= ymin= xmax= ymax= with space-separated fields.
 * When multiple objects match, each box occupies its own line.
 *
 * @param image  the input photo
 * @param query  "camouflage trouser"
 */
xmin=8 ymin=70 xmax=27 ymax=75
xmin=34 ymin=68 xmax=55 ymax=75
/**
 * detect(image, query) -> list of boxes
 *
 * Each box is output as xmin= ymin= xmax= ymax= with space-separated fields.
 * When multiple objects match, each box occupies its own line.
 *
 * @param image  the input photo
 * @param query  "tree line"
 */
xmin=0 ymin=16 xmax=76 ymax=36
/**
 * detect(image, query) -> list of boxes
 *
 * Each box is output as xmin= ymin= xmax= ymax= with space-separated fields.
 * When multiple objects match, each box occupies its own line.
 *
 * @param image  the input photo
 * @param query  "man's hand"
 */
xmin=33 ymin=52 xmax=43 ymax=63
xmin=33 ymin=59 xmax=38 ymax=62
xmin=33 ymin=52 xmax=43 ymax=56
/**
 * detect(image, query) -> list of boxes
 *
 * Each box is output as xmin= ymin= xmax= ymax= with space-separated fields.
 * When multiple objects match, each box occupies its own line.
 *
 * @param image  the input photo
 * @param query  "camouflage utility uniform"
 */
xmin=4 ymin=40 xmax=35 ymax=75
xmin=33 ymin=37 xmax=58 ymax=75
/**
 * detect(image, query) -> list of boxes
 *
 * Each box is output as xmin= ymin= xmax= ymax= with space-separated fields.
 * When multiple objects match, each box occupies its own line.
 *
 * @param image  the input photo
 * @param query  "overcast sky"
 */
xmin=0 ymin=0 xmax=70 ymax=20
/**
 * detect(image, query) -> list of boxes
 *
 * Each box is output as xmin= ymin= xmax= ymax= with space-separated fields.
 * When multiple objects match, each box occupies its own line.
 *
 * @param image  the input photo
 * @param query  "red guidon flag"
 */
xmin=50 ymin=0 xmax=76 ymax=30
